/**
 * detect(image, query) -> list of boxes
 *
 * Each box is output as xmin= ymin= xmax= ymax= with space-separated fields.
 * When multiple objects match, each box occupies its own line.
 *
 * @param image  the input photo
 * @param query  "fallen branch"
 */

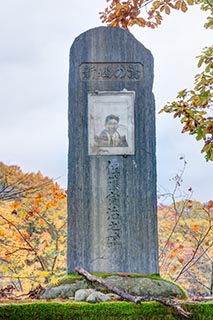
xmin=27 ymin=284 xmax=45 ymax=299
xmin=0 ymin=285 xmax=15 ymax=298
xmin=75 ymin=266 xmax=192 ymax=319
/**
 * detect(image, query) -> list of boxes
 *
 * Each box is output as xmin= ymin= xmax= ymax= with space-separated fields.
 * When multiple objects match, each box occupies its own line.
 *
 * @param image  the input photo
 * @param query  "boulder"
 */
xmin=75 ymin=289 xmax=95 ymax=301
xmin=86 ymin=291 xmax=111 ymax=303
xmin=42 ymin=280 xmax=87 ymax=299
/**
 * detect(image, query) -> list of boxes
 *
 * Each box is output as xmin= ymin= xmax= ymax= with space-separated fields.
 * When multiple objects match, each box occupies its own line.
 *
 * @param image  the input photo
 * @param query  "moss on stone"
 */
xmin=56 ymin=273 xmax=167 ymax=286
xmin=52 ymin=273 xmax=187 ymax=299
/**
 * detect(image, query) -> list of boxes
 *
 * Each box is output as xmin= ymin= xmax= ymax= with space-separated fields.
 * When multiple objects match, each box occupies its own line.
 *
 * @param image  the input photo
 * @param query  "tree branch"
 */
xmin=75 ymin=267 xmax=192 ymax=318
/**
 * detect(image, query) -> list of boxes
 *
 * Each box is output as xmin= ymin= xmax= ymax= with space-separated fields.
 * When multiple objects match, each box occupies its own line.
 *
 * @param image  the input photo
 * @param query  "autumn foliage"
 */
xmin=158 ymin=200 xmax=213 ymax=296
xmin=0 ymin=162 xmax=67 ymax=293
xmin=160 ymin=46 xmax=213 ymax=161
xmin=100 ymin=0 xmax=213 ymax=161
xmin=0 ymin=162 xmax=212 ymax=296
xmin=100 ymin=0 xmax=195 ymax=30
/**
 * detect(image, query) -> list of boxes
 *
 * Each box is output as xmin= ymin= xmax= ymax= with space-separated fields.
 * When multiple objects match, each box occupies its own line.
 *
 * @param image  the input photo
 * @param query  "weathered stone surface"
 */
xmin=101 ymin=276 xmax=185 ymax=298
xmin=75 ymin=289 xmax=95 ymax=301
xmin=86 ymin=291 xmax=111 ymax=303
xmin=68 ymin=26 xmax=158 ymax=274
xmin=42 ymin=281 xmax=87 ymax=299
xmin=42 ymin=276 xmax=186 ymax=299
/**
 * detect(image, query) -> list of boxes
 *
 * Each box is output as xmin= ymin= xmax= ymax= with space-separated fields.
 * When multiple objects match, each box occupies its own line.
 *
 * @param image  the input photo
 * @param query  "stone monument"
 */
xmin=67 ymin=26 xmax=158 ymax=275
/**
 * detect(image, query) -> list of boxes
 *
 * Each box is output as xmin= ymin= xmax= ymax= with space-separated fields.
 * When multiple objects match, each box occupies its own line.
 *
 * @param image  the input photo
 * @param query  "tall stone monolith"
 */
xmin=67 ymin=26 xmax=159 ymax=274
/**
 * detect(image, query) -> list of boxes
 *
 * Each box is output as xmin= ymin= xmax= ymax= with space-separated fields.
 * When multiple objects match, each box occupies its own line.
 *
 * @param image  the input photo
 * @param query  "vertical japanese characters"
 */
xmin=106 ymin=159 xmax=121 ymax=248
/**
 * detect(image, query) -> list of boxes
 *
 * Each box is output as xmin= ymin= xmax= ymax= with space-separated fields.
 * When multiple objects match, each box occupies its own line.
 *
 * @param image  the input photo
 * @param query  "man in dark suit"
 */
xmin=95 ymin=114 xmax=128 ymax=147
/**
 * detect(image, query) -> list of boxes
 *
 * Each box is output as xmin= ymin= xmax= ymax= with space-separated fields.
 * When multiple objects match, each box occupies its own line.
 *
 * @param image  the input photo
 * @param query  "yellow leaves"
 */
xmin=45 ymin=200 xmax=58 ymax=210
xmin=115 ymin=3 xmax=122 ymax=15
xmin=165 ymin=5 xmax=171 ymax=14
xmin=0 ymin=265 xmax=9 ymax=273
xmin=153 ymin=1 xmax=161 ymax=9
xmin=0 ymin=230 xmax=6 ymax=237
xmin=181 ymin=1 xmax=188 ymax=13
xmin=34 ymin=194 xmax=43 ymax=205
xmin=19 ymin=211 xmax=26 ymax=219
xmin=174 ymin=0 xmax=187 ymax=10
xmin=174 ymin=0 xmax=181 ymax=9
xmin=40 ymin=271 xmax=50 ymax=278
xmin=50 ymin=276 xmax=59 ymax=285
xmin=0 ymin=162 xmax=67 ymax=293
xmin=135 ymin=17 xmax=146 ymax=27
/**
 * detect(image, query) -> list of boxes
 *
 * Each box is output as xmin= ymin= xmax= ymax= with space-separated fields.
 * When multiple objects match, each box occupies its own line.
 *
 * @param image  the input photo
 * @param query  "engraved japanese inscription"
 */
xmin=88 ymin=91 xmax=135 ymax=155
xmin=79 ymin=63 xmax=143 ymax=81
xmin=106 ymin=159 xmax=121 ymax=248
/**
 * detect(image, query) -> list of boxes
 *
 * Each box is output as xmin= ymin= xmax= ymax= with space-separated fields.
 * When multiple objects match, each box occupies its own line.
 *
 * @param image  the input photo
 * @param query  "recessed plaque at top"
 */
xmin=88 ymin=91 xmax=135 ymax=155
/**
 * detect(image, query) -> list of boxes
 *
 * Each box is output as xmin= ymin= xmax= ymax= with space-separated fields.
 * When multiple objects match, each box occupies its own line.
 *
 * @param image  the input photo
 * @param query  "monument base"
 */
xmin=42 ymin=273 xmax=187 ymax=300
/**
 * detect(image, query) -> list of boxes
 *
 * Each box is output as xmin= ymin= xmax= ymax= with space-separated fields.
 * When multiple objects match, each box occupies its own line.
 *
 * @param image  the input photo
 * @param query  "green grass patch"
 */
xmin=0 ymin=301 xmax=212 ymax=320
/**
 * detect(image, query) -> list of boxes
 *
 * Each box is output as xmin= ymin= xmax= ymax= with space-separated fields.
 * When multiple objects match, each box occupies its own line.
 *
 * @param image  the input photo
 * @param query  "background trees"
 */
xmin=0 ymin=162 xmax=67 ymax=293
xmin=0 ymin=162 xmax=212 ymax=296
xmin=101 ymin=0 xmax=213 ymax=160
xmin=158 ymin=158 xmax=213 ymax=296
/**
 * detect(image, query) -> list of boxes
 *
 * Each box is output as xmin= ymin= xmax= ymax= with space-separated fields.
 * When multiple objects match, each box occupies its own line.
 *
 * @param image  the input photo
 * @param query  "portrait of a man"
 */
xmin=95 ymin=114 xmax=128 ymax=148
xmin=88 ymin=91 xmax=135 ymax=155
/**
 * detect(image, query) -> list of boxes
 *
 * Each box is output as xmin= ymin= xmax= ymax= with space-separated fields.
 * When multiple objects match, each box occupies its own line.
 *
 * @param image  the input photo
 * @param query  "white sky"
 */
xmin=0 ymin=0 xmax=212 ymax=203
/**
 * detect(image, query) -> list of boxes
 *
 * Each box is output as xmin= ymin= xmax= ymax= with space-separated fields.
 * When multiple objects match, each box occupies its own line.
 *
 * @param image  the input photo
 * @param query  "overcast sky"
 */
xmin=0 ymin=0 xmax=212 ymax=204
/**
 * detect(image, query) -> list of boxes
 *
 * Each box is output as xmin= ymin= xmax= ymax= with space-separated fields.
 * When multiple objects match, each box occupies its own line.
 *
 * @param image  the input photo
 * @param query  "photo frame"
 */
xmin=88 ymin=91 xmax=135 ymax=155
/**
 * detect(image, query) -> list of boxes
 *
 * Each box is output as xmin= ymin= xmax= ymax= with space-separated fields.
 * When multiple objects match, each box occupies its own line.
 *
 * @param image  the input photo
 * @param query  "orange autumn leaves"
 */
xmin=0 ymin=163 xmax=67 ymax=293
xmin=100 ymin=1 xmax=213 ymax=161
xmin=100 ymin=0 xmax=195 ymax=29
xmin=158 ymin=200 xmax=213 ymax=295
xmin=0 ymin=162 xmax=212 ymax=295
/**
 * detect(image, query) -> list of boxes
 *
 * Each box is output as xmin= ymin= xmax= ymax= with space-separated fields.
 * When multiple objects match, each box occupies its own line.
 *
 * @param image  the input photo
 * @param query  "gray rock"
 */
xmin=42 ymin=275 xmax=185 ymax=299
xmin=86 ymin=291 xmax=111 ymax=303
xmin=103 ymin=276 xmax=185 ymax=298
xmin=75 ymin=289 xmax=95 ymax=301
xmin=42 ymin=280 xmax=87 ymax=299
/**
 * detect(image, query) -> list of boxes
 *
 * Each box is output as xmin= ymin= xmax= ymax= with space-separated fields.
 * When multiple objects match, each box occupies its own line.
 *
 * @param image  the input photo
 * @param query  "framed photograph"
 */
xmin=88 ymin=91 xmax=135 ymax=155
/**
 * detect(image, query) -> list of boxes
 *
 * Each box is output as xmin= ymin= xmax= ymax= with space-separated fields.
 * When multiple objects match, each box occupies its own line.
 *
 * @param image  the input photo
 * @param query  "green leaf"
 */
xmin=196 ymin=127 xmax=203 ymax=141
xmin=197 ymin=57 xmax=204 ymax=68
xmin=205 ymin=64 xmax=211 ymax=73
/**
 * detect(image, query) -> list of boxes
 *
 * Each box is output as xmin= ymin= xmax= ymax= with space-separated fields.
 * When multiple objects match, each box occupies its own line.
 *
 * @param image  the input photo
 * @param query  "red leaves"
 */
xmin=207 ymin=200 xmax=213 ymax=208
xmin=178 ymin=258 xmax=184 ymax=264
